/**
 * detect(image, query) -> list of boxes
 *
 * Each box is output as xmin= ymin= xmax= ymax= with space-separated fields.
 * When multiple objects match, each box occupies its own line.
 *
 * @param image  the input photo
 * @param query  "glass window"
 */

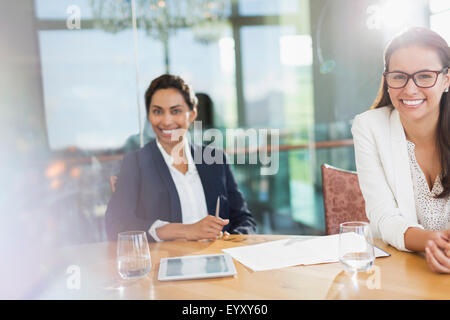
xmin=38 ymin=29 xmax=164 ymax=150
xmin=239 ymin=24 xmax=317 ymax=230
xmin=168 ymin=27 xmax=238 ymax=129
xmin=430 ymin=12 xmax=450 ymax=43
xmin=240 ymin=25 xmax=313 ymax=131
xmin=429 ymin=0 xmax=450 ymax=13
xmin=238 ymin=0 xmax=299 ymax=16
xmin=35 ymin=0 xmax=93 ymax=19
xmin=429 ymin=0 xmax=450 ymax=44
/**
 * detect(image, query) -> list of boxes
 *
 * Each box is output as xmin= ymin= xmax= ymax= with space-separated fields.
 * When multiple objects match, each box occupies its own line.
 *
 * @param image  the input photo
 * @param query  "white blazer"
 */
xmin=351 ymin=105 xmax=424 ymax=252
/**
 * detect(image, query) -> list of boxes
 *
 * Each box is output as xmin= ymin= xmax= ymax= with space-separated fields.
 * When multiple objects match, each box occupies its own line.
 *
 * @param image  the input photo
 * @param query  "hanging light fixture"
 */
xmin=90 ymin=0 xmax=229 ymax=43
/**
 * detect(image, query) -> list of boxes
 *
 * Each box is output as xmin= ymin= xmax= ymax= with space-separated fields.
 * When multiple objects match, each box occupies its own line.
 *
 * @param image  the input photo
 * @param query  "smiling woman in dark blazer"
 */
xmin=105 ymin=74 xmax=256 ymax=242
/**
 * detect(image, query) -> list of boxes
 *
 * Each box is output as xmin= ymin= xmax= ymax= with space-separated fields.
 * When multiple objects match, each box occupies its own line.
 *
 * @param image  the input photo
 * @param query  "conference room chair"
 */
xmin=321 ymin=163 xmax=369 ymax=235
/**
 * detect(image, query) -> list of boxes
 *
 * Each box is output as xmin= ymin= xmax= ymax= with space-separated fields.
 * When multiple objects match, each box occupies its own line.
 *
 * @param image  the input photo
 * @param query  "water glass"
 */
xmin=117 ymin=231 xmax=151 ymax=279
xmin=338 ymin=222 xmax=374 ymax=273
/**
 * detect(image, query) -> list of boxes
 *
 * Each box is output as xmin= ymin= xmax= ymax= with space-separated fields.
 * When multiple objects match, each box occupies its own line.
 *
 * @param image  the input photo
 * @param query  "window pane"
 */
xmin=430 ymin=11 xmax=450 ymax=43
xmin=241 ymin=25 xmax=313 ymax=131
xmin=38 ymin=29 xmax=164 ymax=150
xmin=429 ymin=0 xmax=450 ymax=13
xmin=239 ymin=0 xmax=299 ymax=16
xmin=35 ymin=0 xmax=93 ymax=19
xmin=169 ymin=26 xmax=237 ymax=129
xmin=240 ymin=25 xmax=318 ymax=230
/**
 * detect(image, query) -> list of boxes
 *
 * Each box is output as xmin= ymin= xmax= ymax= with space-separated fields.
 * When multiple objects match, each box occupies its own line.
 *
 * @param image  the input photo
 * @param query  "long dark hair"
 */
xmin=371 ymin=27 xmax=450 ymax=198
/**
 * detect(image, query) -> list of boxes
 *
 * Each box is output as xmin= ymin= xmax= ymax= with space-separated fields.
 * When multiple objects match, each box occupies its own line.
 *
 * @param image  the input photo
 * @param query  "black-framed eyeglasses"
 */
xmin=383 ymin=67 xmax=449 ymax=89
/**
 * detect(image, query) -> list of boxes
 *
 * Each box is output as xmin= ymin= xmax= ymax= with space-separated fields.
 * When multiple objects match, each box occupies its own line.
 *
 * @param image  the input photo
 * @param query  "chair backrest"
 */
xmin=321 ymin=164 xmax=369 ymax=235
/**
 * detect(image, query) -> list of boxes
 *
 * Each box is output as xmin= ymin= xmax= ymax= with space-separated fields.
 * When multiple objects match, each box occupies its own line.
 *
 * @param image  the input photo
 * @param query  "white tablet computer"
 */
xmin=158 ymin=253 xmax=237 ymax=281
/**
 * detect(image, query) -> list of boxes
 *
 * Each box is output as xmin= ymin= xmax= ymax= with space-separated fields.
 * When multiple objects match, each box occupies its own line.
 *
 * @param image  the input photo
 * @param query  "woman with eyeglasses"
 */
xmin=351 ymin=27 xmax=450 ymax=273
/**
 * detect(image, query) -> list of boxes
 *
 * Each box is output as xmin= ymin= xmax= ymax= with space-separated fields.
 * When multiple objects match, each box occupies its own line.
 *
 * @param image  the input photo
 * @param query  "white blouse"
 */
xmin=148 ymin=139 xmax=209 ymax=241
xmin=407 ymin=141 xmax=450 ymax=231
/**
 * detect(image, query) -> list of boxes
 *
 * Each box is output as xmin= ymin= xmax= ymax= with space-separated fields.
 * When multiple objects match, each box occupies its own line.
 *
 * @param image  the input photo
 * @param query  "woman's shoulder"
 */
xmin=353 ymin=105 xmax=394 ymax=126
xmin=121 ymin=139 xmax=157 ymax=167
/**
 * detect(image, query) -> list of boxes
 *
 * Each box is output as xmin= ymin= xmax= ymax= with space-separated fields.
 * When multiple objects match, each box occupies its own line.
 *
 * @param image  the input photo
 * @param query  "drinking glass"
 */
xmin=338 ymin=222 xmax=374 ymax=273
xmin=117 ymin=231 xmax=151 ymax=279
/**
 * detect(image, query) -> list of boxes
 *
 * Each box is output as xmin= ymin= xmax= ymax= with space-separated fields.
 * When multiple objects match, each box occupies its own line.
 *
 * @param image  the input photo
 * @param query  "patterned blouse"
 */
xmin=407 ymin=141 xmax=450 ymax=231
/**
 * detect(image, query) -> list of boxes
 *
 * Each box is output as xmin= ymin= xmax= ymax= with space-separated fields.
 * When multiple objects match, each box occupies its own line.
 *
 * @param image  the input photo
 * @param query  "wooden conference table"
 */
xmin=39 ymin=234 xmax=450 ymax=299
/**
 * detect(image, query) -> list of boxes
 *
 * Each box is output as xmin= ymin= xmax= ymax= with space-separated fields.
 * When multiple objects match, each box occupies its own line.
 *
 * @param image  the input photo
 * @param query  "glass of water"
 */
xmin=338 ymin=222 xmax=374 ymax=273
xmin=117 ymin=231 xmax=151 ymax=279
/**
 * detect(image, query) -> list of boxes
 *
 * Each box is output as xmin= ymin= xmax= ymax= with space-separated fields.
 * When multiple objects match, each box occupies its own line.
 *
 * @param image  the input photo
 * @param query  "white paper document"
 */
xmin=222 ymin=234 xmax=390 ymax=272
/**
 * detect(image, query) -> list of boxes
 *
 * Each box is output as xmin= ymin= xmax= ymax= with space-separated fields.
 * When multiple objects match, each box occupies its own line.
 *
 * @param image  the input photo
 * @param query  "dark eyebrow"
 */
xmin=150 ymin=105 xmax=183 ymax=109
xmin=389 ymin=68 xmax=441 ymax=74
xmin=388 ymin=70 xmax=407 ymax=73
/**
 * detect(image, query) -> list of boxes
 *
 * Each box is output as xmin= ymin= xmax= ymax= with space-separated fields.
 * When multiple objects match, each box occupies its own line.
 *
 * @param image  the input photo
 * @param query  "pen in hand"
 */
xmin=215 ymin=196 xmax=223 ymax=239
xmin=215 ymin=196 xmax=220 ymax=218
xmin=215 ymin=196 xmax=230 ymax=239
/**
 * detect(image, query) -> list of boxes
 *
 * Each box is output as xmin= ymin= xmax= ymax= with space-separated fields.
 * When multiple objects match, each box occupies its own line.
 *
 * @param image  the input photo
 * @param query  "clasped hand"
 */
xmin=425 ymin=229 xmax=450 ymax=274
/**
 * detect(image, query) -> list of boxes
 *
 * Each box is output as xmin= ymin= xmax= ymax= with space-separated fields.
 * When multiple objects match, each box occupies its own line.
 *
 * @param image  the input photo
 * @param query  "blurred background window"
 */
xmin=429 ymin=0 xmax=450 ymax=43
xmin=239 ymin=0 xmax=300 ymax=16
xmin=38 ymin=29 xmax=164 ymax=150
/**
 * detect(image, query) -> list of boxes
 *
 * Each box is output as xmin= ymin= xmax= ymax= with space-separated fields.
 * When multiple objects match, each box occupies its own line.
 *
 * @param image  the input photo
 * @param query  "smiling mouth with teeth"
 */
xmin=401 ymin=99 xmax=425 ymax=107
xmin=159 ymin=128 xmax=186 ymax=140
xmin=160 ymin=128 xmax=179 ymax=133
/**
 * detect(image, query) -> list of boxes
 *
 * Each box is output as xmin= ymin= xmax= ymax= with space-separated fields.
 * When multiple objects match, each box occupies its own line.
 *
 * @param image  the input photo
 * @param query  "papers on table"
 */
xmin=222 ymin=234 xmax=390 ymax=272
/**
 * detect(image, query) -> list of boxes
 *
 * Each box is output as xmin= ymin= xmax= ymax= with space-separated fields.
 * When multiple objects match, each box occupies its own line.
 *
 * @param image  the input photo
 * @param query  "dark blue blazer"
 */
xmin=105 ymin=139 xmax=256 ymax=241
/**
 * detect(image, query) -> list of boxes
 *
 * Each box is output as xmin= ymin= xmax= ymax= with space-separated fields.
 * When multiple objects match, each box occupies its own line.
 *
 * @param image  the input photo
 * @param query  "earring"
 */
xmin=445 ymin=87 xmax=449 ymax=93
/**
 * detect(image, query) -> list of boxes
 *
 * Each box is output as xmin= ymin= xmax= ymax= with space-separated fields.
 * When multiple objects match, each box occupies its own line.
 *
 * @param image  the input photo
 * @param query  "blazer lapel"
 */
xmin=147 ymin=140 xmax=182 ymax=223
xmin=191 ymin=144 xmax=219 ymax=215
xmin=389 ymin=109 xmax=417 ymax=222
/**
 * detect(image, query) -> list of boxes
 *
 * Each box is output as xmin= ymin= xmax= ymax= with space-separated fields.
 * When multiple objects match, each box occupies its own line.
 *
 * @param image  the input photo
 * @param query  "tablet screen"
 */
xmin=158 ymin=254 xmax=236 ymax=281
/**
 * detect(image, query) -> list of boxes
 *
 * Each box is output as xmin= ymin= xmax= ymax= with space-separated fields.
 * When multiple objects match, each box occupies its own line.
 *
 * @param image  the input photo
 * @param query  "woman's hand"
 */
xmin=186 ymin=215 xmax=229 ymax=241
xmin=425 ymin=230 xmax=450 ymax=274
